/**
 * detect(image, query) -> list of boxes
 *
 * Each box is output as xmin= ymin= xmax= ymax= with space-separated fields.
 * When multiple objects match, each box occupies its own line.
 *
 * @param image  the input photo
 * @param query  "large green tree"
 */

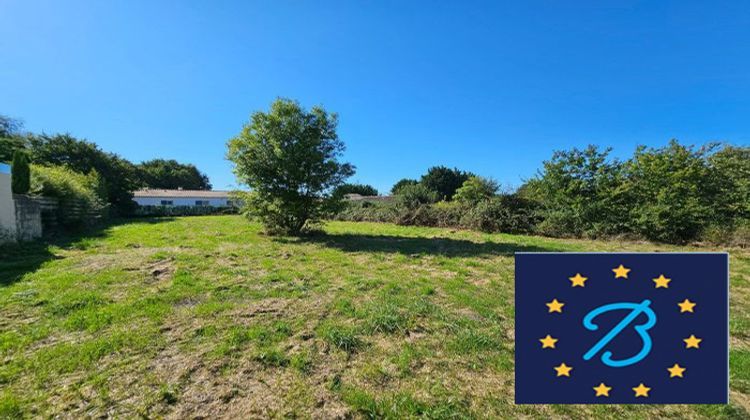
xmin=420 ymin=166 xmax=474 ymax=201
xmin=137 ymin=159 xmax=212 ymax=190
xmin=227 ymin=99 xmax=354 ymax=235
xmin=28 ymin=134 xmax=139 ymax=214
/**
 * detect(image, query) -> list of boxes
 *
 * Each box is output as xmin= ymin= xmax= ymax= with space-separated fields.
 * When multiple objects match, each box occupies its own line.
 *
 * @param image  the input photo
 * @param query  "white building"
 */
xmin=132 ymin=189 xmax=235 ymax=207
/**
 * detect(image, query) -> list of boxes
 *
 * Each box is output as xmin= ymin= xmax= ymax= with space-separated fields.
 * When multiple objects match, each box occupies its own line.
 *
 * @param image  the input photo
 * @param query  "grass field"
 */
xmin=1 ymin=215 xmax=749 ymax=418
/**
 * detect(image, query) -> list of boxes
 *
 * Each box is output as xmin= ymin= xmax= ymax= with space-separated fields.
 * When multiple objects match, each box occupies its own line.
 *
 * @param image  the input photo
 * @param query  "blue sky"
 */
xmin=2 ymin=1 xmax=749 ymax=192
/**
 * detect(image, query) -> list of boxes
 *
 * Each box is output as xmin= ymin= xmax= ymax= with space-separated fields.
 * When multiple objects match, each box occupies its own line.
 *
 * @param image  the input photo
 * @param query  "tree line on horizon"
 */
xmin=4 ymin=99 xmax=748 ymax=246
xmin=1 ymin=115 xmax=212 ymax=216
xmin=226 ymin=98 xmax=748 ymax=244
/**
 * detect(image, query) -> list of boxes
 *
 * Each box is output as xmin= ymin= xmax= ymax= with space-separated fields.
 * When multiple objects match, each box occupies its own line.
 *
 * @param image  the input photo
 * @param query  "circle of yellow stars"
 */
xmin=539 ymin=263 xmax=702 ymax=398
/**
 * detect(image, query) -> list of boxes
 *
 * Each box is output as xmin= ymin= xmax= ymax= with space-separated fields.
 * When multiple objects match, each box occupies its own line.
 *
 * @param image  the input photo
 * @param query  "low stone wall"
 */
xmin=13 ymin=194 xmax=43 ymax=241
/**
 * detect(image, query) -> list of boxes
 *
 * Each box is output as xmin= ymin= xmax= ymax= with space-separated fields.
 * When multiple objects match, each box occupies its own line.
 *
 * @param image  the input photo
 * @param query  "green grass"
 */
xmin=0 ymin=215 xmax=748 ymax=418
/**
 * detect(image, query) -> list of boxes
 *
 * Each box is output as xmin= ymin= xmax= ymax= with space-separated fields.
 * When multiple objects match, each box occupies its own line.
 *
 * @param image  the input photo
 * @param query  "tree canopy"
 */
xmin=137 ymin=159 xmax=212 ymax=190
xmin=454 ymin=176 xmax=499 ymax=205
xmin=28 ymin=134 xmax=140 ymax=214
xmin=227 ymin=98 xmax=354 ymax=234
xmin=390 ymin=178 xmax=418 ymax=195
xmin=0 ymin=115 xmax=27 ymax=162
xmin=420 ymin=166 xmax=474 ymax=201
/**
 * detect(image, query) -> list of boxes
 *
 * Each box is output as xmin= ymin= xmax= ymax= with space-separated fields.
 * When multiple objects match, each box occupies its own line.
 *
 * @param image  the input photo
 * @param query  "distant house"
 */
xmin=132 ymin=189 xmax=236 ymax=207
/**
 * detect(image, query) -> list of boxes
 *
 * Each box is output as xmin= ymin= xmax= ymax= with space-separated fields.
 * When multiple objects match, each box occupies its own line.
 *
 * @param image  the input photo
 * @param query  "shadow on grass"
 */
xmin=0 ymin=217 xmax=176 ymax=287
xmin=278 ymin=232 xmax=563 ymax=258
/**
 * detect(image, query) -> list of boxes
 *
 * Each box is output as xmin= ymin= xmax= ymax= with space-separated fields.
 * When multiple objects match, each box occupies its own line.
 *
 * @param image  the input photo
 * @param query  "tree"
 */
xmin=137 ymin=159 xmax=212 ymax=190
xmin=530 ymin=145 xmax=627 ymax=238
xmin=333 ymin=183 xmax=378 ymax=198
xmin=420 ymin=166 xmax=474 ymax=201
xmin=0 ymin=115 xmax=27 ymax=162
xmin=227 ymin=99 xmax=354 ymax=235
xmin=622 ymin=140 xmax=718 ymax=243
xmin=390 ymin=178 xmax=418 ymax=195
xmin=28 ymin=134 xmax=139 ymax=214
xmin=11 ymin=150 xmax=30 ymax=194
xmin=454 ymin=176 xmax=499 ymax=205
xmin=708 ymin=145 xmax=750 ymax=221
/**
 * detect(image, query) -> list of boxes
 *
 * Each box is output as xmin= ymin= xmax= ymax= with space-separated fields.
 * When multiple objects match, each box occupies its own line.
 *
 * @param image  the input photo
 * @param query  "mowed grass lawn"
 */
xmin=1 ymin=215 xmax=749 ymax=418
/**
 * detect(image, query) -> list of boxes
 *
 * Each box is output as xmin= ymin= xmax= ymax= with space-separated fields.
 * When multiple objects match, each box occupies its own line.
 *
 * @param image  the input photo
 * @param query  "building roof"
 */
xmin=133 ymin=189 xmax=232 ymax=198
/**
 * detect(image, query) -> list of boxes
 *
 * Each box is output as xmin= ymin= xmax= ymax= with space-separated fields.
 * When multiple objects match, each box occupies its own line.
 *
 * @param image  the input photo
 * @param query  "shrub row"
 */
xmin=133 ymin=205 xmax=239 ymax=217
xmin=30 ymin=164 xmax=108 ymax=228
xmin=334 ymin=195 xmax=539 ymax=235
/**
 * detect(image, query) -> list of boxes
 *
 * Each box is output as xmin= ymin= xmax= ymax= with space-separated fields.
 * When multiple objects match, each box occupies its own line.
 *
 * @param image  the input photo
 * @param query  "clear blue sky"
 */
xmin=2 ymin=1 xmax=749 ymax=192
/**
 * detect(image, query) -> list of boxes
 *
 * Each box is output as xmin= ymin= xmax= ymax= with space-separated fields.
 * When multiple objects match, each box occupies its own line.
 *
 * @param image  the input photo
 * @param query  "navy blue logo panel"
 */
xmin=515 ymin=253 xmax=728 ymax=404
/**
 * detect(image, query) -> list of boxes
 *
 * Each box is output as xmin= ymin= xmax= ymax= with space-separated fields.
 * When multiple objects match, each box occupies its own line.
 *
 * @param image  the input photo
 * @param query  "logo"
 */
xmin=515 ymin=253 xmax=728 ymax=404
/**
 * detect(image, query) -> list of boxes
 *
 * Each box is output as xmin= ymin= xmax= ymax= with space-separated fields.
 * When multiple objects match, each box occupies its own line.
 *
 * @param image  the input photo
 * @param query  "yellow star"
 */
xmin=593 ymin=382 xmax=612 ymax=397
xmin=539 ymin=335 xmax=558 ymax=349
xmin=546 ymin=299 xmax=565 ymax=313
xmin=678 ymin=299 xmax=696 ymax=313
xmin=554 ymin=363 xmax=572 ymax=377
xmin=653 ymin=274 xmax=671 ymax=288
xmin=667 ymin=363 xmax=686 ymax=378
xmin=569 ymin=273 xmax=588 ymax=287
xmin=684 ymin=335 xmax=702 ymax=349
xmin=632 ymin=383 xmax=651 ymax=397
xmin=612 ymin=264 xmax=631 ymax=278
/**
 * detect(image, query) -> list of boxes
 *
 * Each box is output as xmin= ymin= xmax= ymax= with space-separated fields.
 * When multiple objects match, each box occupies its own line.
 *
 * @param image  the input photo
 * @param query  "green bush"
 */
xmin=30 ymin=164 xmax=107 ymax=228
xmin=395 ymin=184 xmax=439 ymax=210
xmin=334 ymin=200 xmax=399 ymax=222
xmin=460 ymin=195 xmax=539 ymax=234
xmin=702 ymin=219 xmax=750 ymax=248
xmin=622 ymin=141 xmax=716 ymax=243
xmin=11 ymin=150 xmax=30 ymax=194
xmin=390 ymin=178 xmax=418 ymax=195
xmin=133 ymin=205 xmax=238 ymax=217
xmin=454 ymin=176 xmax=498 ymax=205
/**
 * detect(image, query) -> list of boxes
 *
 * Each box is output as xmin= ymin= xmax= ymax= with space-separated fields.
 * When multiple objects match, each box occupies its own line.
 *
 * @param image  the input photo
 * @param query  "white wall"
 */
xmin=133 ymin=196 xmax=230 ymax=207
xmin=0 ymin=164 xmax=17 ymax=242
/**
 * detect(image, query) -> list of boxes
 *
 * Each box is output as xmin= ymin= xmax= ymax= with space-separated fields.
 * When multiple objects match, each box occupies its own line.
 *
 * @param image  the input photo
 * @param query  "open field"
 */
xmin=1 ymin=215 xmax=749 ymax=418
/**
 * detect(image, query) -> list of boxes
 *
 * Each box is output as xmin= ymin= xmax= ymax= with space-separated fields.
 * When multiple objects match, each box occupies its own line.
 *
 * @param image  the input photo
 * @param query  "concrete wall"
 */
xmin=0 ymin=163 xmax=17 ymax=243
xmin=13 ymin=194 xmax=42 ymax=241
xmin=133 ymin=196 xmax=231 ymax=207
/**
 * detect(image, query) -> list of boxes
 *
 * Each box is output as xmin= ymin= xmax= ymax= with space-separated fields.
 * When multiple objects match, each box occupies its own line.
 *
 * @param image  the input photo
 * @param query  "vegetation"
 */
xmin=0 ymin=215 xmax=747 ymax=418
xmin=10 ymin=150 xmax=30 ymax=194
xmin=453 ymin=176 xmax=499 ymax=205
xmin=419 ymin=166 xmax=474 ymax=201
xmin=525 ymin=140 xmax=750 ymax=243
xmin=355 ymin=140 xmax=748 ymax=245
xmin=333 ymin=183 xmax=378 ymax=197
xmin=227 ymin=98 xmax=354 ymax=235
xmin=29 ymin=134 xmax=140 ymax=215
xmin=136 ymin=159 xmax=212 ymax=190
xmin=390 ymin=178 xmax=418 ymax=195
xmin=0 ymin=115 xmax=27 ymax=163
xmin=30 ymin=165 xmax=107 ymax=228
xmin=1 ymin=115 xmax=213 ymax=218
